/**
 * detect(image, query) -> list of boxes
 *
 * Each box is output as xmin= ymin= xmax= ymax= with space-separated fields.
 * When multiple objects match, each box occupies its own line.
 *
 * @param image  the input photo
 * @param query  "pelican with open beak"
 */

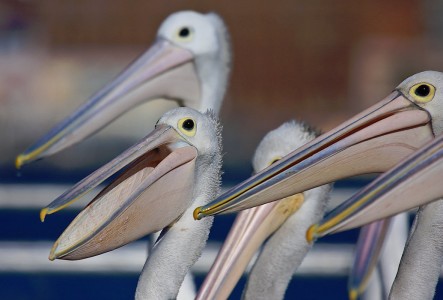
xmin=194 ymin=71 xmax=443 ymax=220
xmin=16 ymin=11 xmax=231 ymax=168
xmin=44 ymin=107 xmax=223 ymax=299
xmin=307 ymin=133 xmax=443 ymax=300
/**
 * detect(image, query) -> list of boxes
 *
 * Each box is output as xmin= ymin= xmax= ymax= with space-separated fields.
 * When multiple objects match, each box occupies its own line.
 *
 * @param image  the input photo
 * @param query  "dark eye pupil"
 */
xmin=182 ymin=119 xmax=194 ymax=131
xmin=179 ymin=27 xmax=190 ymax=38
xmin=415 ymin=84 xmax=430 ymax=97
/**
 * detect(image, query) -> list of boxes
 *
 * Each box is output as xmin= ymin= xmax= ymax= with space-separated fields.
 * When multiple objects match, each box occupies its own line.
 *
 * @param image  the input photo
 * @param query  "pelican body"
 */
xmin=197 ymin=121 xmax=331 ymax=299
xmin=16 ymin=11 xmax=231 ymax=168
xmin=45 ymin=107 xmax=223 ymax=299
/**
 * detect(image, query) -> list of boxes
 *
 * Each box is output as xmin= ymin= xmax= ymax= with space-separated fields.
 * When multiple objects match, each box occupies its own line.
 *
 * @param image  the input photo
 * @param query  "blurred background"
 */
xmin=1 ymin=0 xmax=443 ymax=299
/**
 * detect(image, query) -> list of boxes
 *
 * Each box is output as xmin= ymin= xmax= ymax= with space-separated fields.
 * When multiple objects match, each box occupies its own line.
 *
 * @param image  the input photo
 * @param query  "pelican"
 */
xmin=21 ymin=11 xmax=230 ymax=299
xmin=16 ymin=10 xmax=231 ymax=168
xmin=194 ymin=71 xmax=442 ymax=219
xmin=196 ymin=121 xmax=331 ymax=299
xmin=193 ymin=71 xmax=442 ymax=298
xmin=307 ymin=133 xmax=443 ymax=299
xmin=42 ymin=107 xmax=222 ymax=299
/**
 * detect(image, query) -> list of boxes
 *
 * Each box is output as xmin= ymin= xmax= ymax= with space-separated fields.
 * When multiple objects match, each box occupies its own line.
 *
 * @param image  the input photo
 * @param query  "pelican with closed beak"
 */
xmin=196 ymin=121 xmax=331 ymax=300
xmin=195 ymin=71 xmax=442 ymax=219
xmin=308 ymin=133 xmax=443 ymax=300
xmin=194 ymin=71 xmax=443 ymax=299
xmin=16 ymin=11 xmax=231 ymax=168
xmin=44 ymin=107 xmax=223 ymax=299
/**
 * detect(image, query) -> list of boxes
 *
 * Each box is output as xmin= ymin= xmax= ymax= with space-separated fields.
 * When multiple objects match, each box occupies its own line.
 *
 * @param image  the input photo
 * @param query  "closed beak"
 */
xmin=195 ymin=91 xmax=433 ymax=219
xmin=307 ymin=133 xmax=443 ymax=240
xmin=16 ymin=39 xmax=200 ymax=168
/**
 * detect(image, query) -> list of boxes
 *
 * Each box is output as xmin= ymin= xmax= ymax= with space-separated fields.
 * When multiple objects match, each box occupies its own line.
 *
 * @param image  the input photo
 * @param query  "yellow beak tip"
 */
xmin=48 ymin=241 xmax=60 ymax=261
xmin=15 ymin=155 xmax=25 ymax=169
xmin=40 ymin=208 xmax=49 ymax=222
xmin=193 ymin=207 xmax=203 ymax=220
xmin=48 ymin=249 xmax=58 ymax=261
xmin=306 ymin=224 xmax=319 ymax=243
xmin=349 ymin=289 xmax=358 ymax=300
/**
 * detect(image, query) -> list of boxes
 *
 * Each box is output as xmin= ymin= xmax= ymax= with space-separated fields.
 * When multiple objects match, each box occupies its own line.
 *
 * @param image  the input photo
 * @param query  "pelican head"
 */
xmin=396 ymin=71 xmax=443 ymax=135
xmin=194 ymin=71 xmax=443 ymax=219
xmin=16 ymin=11 xmax=230 ymax=168
xmin=44 ymin=107 xmax=222 ymax=260
xmin=308 ymin=132 xmax=443 ymax=239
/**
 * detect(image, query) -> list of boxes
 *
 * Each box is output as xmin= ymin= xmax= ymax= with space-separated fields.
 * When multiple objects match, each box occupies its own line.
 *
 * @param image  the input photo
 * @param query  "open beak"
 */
xmin=43 ymin=124 xmax=198 ymax=260
xmin=16 ymin=39 xmax=200 ymax=168
xmin=196 ymin=194 xmax=304 ymax=300
xmin=307 ymin=133 xmax=443 ymax=240
xmin=195 ymin=91 xmax=434 ymax=219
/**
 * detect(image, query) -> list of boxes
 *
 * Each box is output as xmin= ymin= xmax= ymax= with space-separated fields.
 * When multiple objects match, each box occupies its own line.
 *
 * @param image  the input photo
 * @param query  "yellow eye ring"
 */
xmin=178 ymin=117 xmax=196 ymax=137
xmin=409 ymin=82 xmax=436 ymax=103
xmin=175 ymin=26 xmax=194 ymax=43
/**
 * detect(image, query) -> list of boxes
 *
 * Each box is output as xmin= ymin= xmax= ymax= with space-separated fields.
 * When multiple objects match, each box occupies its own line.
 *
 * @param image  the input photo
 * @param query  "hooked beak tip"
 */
xmin=193 ymin=206 xmax=203 ymax=220
xmin=306 ymin=224 xmax=319 ymax=243
xmin=48 ymin=241 xmax=59 ymax=261
xmin=40 ymin=208 xmax=48 ymax=222
xmin=15 ymin=155 xmax=25 ymax=169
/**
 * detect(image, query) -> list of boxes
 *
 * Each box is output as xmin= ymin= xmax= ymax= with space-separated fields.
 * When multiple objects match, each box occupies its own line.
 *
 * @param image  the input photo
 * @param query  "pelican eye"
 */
xmin=178 ymin=118 xmax=197 ymax=136
xmin=409 ymin=83 xmax=435 ymax=103
xmin=179 ymin=27 xmax=190 ymax=37
xmin=176 ymin=26 xmax=194 ymax=42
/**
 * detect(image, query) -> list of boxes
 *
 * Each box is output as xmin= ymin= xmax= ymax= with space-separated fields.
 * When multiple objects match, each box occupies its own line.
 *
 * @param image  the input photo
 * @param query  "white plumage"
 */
xmin=389 ymin=200 xmax=443 ymax=300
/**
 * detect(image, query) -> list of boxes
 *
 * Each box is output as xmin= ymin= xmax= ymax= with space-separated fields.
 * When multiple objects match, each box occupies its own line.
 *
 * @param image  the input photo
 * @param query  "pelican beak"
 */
xmin=307 ymin=133 xmax=443 ymax=241
xmin=195 ymin=91 xmax=434 ymax=219
xmin=197 ymin=194 xmax=304 ymax=300
xmin=348 ymin=219 xmax=391 ymax=300
xmin=44 ymin=124 xmax=198 ymax=260
xmin=16 ymin=39 xmax=200 ymax=168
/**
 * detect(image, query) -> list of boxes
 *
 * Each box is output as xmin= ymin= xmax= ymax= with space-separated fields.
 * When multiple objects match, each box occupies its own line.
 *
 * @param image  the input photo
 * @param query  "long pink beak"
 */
xmin=16 ymin=39 xmax=200 ymax=168
xmin=308 ymin=133 xmax=443 ymax=239
xmin=42 ymin=124 xmax=199 ymax=260
xmin=196 ymin=193 xmax=304 ymax=299
xmin=195 ymin=91 xmax=433 ymax=219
